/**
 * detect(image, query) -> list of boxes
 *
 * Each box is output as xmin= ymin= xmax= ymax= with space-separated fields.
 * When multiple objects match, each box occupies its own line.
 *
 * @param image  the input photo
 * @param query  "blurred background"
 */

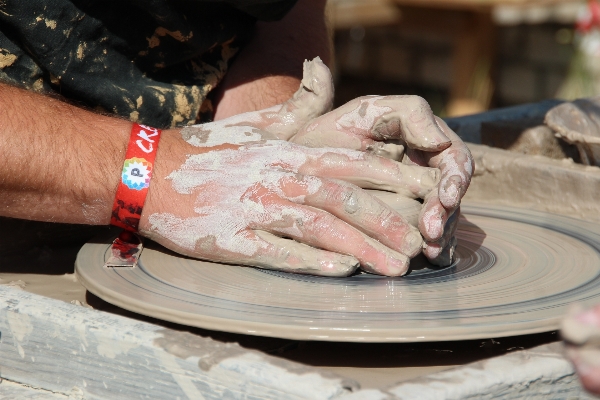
xmin=327 ymin=0 xmax=595 ymax=117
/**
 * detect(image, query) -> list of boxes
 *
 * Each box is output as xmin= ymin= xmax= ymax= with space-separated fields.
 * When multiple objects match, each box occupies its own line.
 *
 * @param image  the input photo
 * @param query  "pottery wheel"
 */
xmin=76 ymin=203 xmax=600 ymax=342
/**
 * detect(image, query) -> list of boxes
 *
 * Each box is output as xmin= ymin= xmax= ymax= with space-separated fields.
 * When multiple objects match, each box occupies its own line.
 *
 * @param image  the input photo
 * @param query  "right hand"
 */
xmin=139 ymin=117 xmax=441 ymax=277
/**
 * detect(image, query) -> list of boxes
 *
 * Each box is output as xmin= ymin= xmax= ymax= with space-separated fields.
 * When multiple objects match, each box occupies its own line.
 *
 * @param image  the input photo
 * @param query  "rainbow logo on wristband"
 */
xmin=122 ymin=157 xmax=153 ymax=190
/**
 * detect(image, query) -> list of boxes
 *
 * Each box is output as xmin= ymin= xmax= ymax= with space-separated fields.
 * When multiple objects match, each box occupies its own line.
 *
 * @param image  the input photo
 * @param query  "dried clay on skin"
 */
xmin=148 ymin=58 xmax=442 ymax=275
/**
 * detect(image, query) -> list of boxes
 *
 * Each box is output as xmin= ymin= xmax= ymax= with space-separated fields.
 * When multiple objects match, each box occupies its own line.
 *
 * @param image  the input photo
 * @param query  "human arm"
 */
xmin=212 ymin=0 xmax=331 ymax=120
xmin=0 ymin=83 xmax=437 ymax=276
xmin=0 ymin=83 xmax=128 ymax=225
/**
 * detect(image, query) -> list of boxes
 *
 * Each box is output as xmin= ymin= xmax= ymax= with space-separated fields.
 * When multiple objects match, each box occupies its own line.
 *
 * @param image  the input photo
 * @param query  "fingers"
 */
xmin=144 ymin=213 xmax=359 ymax=277
xmin=299 ymin=149 xmax=441 ymax=199
xmin=277 ymin=174 xmax=423 ymax=258
xmin=291 ymin=95 xmax=451 ymax=152
xmin=420 ymin=118 xmax=474 ymax=210
xmin=252 ymin=196 xmax=411 ymax=276
xmin=250 ymin=230 xmax=360 ymax=277
xmin=425 ymin=236 xmax=457 ymax=267
xmin=371 ymin=96 xmax=451 ymax=151
xmin=418 ymin=194 xmax=448 ymax=242
xmin=261 ymin=57 xmax=334 ymax=140
xmin=423 ymin=208 xmax=460 ymax=266
xmin=408 ymin=118 xmax=473 ymax=241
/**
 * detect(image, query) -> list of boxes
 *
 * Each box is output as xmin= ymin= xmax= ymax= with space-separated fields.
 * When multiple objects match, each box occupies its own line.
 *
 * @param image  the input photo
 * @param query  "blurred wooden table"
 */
xmin=394 ymin=0 xmax=581 ymax=116
xmin=331 ymin=0 xmax=581 ymax=116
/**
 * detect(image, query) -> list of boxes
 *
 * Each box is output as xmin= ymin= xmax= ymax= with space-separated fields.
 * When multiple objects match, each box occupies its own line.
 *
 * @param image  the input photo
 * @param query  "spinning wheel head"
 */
xmin=76 ymin=203 xmax=600 ymax=342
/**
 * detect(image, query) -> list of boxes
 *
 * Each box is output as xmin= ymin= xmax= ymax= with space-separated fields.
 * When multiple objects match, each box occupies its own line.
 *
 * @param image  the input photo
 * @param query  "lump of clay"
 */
xmin=545 ymin=97 xmax=600 ymax=166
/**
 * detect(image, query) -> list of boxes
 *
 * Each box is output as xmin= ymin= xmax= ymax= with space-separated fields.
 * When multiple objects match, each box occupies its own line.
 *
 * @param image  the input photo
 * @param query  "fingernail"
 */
xmin=387 ymin=254 xmax=409 ymax=276
xmin=441 ymin=175 xmax=462 ymax=207
xmin=424 ymin=243 xmax=443 ymax=259
xmin=402 ymin=230 xmax=423 ymax=257
xmin=409 ymin=128 xmax=450 ymax=151
xmin=433 ymin=118 xmax=451 ymax=141
xmin=431 ymin=129 xmax=450 ymax=147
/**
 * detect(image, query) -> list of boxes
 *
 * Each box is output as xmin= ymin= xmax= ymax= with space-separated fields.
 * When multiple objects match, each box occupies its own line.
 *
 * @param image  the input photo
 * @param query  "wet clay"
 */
xmin=147 ymin=64 xmax=442 ymax=276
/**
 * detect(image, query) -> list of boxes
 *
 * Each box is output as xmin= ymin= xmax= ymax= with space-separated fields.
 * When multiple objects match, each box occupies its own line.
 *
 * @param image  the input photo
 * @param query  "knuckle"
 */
xmin=321 ymin=181 xmax=346 ymax=201
xmin=376 ymin=208 xmax=396 ymax=226
xmin=306 ymin=212 xmax=338 ymax=240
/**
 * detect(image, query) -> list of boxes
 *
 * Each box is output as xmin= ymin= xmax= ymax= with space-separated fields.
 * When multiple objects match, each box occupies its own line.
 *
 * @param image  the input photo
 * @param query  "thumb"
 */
xmin=372 ymin=96 xmax=451 ymax=151
xmin=262 ymin=57 xmax=334 ymax=140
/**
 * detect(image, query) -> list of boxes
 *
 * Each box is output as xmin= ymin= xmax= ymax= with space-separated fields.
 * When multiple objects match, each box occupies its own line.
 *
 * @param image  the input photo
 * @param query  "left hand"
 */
xmin=289 ymin=93 xmax=473 ymax=266
xmin=224 ymin=58 xmax=474 ymax=266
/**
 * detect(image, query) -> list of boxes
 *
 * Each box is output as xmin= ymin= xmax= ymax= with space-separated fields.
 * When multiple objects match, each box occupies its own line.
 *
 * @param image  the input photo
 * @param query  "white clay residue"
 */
xmin=181 ymin=122 xmax=266 ymax=147
xmin=336 ymin=96 xmax=392 ymax=134
xmin=150 ymin=140 xmax=335 ymax=257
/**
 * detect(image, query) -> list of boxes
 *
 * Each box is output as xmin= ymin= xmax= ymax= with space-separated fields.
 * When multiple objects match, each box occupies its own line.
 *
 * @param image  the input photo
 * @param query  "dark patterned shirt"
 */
xmin=0 ymin=0 xmax=297 ymax=128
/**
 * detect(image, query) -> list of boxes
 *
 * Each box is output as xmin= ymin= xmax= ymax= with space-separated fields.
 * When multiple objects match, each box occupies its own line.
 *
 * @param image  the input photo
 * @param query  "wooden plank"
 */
xmin=0 ymin=380 xmax=68 ymax=399
xmin=384 ymin=343 xmax=592 ymax=399
xmin=0 ymin=286 xmax=357 ymax=399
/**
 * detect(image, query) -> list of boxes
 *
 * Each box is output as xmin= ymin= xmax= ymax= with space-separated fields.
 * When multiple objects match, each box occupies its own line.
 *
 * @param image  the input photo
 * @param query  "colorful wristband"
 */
xmin=110 ymin=123 xmax=162 ymax=232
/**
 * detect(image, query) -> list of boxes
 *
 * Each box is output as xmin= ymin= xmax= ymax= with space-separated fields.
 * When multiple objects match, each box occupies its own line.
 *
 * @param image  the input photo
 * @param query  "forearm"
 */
xmin=0 ymin=83 xmax=129 ymax=224
xmin=213 ymin=0 xmax=331 ymax=120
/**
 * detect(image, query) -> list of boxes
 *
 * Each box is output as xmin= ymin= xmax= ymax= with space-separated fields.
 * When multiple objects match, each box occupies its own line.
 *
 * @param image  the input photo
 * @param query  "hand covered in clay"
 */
xmin=282 ymin=59 xmax=474 ymax=266
xmin=139 ymin=114 xmax=441 ymax=277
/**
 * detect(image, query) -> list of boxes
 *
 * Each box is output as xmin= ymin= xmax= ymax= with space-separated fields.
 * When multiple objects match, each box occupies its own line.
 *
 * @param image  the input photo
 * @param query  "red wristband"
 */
xmin=110 ymin=123 xmax=162 ymax=232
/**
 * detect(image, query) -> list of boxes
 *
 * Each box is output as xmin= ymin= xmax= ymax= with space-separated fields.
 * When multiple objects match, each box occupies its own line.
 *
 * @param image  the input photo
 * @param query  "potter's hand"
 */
xmin=289 ymin=93 xmax=473 ymax=266
xmin=139 ymin=118 xmax=441 ymax=277
xmin=404 ymin=118 xmax=473 ymax=266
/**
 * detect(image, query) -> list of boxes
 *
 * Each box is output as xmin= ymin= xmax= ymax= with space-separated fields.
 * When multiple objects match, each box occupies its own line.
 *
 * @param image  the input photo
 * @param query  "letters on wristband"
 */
xmin=110 ymin=123 xmax=162 ymax=232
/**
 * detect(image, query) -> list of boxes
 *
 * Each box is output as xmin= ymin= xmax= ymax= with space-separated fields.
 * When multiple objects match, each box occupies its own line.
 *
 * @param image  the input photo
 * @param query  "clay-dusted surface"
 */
xmin=76 ymin=202 xmax=600 ymax=342
xmin=466 ymin=143 xmax=600 ymax=222
xmin=0 ymin=245 xmax=87 ymax=304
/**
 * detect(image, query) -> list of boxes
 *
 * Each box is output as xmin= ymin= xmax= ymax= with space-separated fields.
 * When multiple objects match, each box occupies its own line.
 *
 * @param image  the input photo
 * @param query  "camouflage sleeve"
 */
xmin=0 ymin=0 xmax=277 ymax=128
